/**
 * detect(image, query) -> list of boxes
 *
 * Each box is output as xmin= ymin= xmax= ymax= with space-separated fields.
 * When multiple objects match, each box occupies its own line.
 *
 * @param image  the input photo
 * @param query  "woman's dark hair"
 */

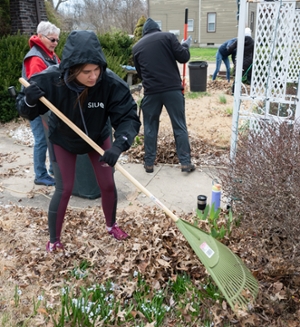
xmin=68 ymin=63 xmax=91 ymax=107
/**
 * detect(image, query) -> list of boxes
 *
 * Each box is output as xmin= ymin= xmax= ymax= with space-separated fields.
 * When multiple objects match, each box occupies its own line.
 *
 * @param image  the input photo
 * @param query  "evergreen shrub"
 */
xmin=0 ymin=33 xmax=28 ymax=122
xmin=0 ymin=31 xmax=134 ymax=123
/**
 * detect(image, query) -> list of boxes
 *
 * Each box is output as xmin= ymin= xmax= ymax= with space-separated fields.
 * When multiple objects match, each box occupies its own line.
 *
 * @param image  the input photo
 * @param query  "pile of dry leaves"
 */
xmin=125 ymin=130 xmax=229 ymax=168
xmin=0 ymin=202 xmax=299 ymax=326
xmin=0 ymin=81 xmax=299 ymax=326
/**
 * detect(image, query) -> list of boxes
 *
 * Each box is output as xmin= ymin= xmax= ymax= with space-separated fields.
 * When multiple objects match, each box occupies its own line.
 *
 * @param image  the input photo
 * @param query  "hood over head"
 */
xmin=142 ymin=18 xmax=161 ymax=36
xmin=59 ymin=30 xmax=107 ymax=73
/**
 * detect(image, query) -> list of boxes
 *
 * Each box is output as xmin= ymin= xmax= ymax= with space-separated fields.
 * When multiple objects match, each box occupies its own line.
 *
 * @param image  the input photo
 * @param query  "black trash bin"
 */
xmin=188 ymin=61 xmax=208 ymax=92
xmin=72 ymin=154 xmax=101 ymax=199
xmin=72 ymin=118 xmax=113 ymax=199
xmin=41 ymin=113 xmax=102 ymax=200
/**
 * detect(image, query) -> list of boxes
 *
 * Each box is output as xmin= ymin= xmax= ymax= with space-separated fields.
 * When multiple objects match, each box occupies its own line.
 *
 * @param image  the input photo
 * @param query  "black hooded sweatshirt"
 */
xmin=132 ymin=18 xmax=190 ymax=95
xmin=227 ymin=35 xmax=254 ymax=71
xmin=17 ymin=30 xmax=141 ymax=154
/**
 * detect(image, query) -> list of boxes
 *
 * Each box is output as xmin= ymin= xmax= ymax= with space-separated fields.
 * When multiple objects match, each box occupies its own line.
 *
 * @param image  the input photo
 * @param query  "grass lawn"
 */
xmin=190 ymin=47 xmax=217 ymax=62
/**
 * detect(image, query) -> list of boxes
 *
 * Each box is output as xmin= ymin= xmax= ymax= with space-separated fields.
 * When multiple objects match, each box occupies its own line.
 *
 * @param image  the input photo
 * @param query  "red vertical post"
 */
xmin=182 ymin=8 xmax=188 ymax=93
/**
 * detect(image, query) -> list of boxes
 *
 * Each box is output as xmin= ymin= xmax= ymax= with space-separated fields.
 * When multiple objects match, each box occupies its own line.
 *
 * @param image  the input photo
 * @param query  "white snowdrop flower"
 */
xmin=72 ymin=298 xmax=79 ymax=306
xmin=84 ymin=306 xmax=91 ymax=313
xmin=17 ymin=290 xmax=22 ymax=295
xmin=37 ymin=295 xmax=44 ymax=301
xmin=133 ymin=271 xmax=138 ymax=277
xmin=61 ymin=287 xmax=67 ymax=295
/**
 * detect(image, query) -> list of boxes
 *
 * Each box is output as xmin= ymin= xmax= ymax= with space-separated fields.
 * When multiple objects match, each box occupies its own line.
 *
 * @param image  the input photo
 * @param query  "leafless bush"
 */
xmin=219 ymin=118 xmax=300 ymax=270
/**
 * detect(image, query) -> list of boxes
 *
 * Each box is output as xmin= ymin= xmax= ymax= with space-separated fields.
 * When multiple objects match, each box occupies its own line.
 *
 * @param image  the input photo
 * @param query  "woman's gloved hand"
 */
xmin=99 ymin=146 xmax=122 ymax=167
xmin=25 ymin=81 xmax=45 ymax=106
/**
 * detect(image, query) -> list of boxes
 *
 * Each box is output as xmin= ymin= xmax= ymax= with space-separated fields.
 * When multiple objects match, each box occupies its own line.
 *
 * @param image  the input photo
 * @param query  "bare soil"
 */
xmin=136 ymin=79 xmax=233 ymax=149
xmin=127 ymin=79 xmax=233 ymax=168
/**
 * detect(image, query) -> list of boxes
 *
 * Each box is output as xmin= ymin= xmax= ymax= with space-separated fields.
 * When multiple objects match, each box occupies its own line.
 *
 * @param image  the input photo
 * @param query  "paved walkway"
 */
xmin=0 ymin=125 xmax=222 ymax=216
xmin=1 ymin=61 xmax=227 ymax=216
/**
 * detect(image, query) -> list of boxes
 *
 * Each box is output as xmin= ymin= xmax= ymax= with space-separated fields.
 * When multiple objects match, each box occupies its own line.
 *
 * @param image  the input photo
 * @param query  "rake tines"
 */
xmin=176 ymin=219 xmax=259 ymax=311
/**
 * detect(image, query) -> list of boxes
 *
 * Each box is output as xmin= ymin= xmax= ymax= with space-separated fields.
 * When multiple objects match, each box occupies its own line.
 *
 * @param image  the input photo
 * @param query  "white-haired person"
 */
xmin=22 ymin=21 xmax=61 ymax=186
xmin=228 ymin=27 xmax=254 ymax=85
xmin=228 ymin=27 xmax=254 ymax=94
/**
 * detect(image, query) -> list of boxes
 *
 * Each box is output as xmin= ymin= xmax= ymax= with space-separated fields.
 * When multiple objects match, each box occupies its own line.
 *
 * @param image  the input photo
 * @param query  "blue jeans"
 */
xmin=212 ymin=50 xmax=231 ymax=82
xmin=141 ymin=90 xmax=192 ymax=166
xmin=30 ymin=114 xmax=52 ymax=179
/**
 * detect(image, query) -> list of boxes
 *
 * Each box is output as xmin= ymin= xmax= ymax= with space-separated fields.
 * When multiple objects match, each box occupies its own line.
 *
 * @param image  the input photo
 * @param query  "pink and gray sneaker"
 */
xmin=46 ymin=241 xmax=64 ymax=252
xmin=108 ymin=224 xmax=129 ymax=240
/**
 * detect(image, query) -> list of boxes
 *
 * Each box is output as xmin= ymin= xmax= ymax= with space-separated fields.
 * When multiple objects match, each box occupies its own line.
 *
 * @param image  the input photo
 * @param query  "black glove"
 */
xmin=99 ymin=146 xmax=122 ymax=167
xmin=25 ymin=81 xmax=45 ymax=106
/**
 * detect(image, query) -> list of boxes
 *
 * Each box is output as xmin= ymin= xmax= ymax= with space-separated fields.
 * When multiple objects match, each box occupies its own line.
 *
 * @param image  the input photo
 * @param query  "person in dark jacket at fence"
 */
xmin=22 ymin=21 xmax=60 ymax=186
xmin=132 ymin=18 xmax=195 ymax=174
xmin=212 ymin=37 xmax=237 ymax=82
xmin=17 ymin=30 xmax=141 ymax=252
xmin=229 ymin=27 xmax=254 ymax=91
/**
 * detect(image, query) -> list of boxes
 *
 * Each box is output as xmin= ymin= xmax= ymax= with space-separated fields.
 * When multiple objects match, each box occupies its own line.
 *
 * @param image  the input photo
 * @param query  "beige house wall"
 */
xmin=148 ymin=0 xmax=254 ymax=47
xmin=149 ymin=0 xmax=199 ymax=44
xmin=201 ymin=0 xmax=237 ymax=45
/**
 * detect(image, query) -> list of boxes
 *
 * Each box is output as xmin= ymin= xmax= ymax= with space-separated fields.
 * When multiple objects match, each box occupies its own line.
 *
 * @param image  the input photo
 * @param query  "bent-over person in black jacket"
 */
xmin=17 ymin=30 xmax=141 ymax=251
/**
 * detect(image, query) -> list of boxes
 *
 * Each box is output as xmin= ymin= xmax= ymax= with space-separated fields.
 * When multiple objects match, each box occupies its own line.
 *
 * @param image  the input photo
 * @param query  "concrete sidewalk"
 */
xmin=0 ymin=61 xmax=224 ymax=215
xmin=0 ymin=126 xmax=221 ymax=216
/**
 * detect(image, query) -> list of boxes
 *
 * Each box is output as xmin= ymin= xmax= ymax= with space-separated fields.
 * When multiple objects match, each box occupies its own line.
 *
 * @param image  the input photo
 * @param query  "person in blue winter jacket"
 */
xmin=212 ymin=38 xmax=237 ymax=82
xmin=16 ymin=30 xmax=141 ymax=252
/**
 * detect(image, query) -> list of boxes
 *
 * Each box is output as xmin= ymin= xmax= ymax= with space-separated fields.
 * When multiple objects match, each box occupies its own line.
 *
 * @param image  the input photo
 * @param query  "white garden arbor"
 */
xmin=231 ymin=0 xmax=300 ymax=159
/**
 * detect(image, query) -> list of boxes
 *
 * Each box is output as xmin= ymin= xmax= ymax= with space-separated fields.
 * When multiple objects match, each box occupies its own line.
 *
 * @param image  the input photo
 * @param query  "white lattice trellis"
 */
xmin=230 ymin=0 xmax=300 ymax=158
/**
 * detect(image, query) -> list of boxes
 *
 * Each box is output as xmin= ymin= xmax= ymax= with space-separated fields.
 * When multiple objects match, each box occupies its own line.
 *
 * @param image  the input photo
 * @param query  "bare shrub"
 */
xmin=219 ymin=118 xmax=300 ymax=272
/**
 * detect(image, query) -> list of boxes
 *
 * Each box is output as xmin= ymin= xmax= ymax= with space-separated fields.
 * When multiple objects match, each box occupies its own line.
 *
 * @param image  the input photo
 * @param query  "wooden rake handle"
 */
xmin=19 ymin=77 xmax=179 ymax=223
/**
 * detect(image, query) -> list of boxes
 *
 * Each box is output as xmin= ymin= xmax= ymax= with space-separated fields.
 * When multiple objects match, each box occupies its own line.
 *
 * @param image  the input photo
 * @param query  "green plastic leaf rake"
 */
xmin=176 ymin=219 xmax=258 ymax=309
xmin=19 ymin=77 xmax=259 ymax=311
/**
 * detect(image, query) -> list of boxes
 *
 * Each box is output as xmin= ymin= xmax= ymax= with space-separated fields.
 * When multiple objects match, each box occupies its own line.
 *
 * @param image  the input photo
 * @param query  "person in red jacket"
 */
xmin=22 ymin=21 xmax=60 ymax=186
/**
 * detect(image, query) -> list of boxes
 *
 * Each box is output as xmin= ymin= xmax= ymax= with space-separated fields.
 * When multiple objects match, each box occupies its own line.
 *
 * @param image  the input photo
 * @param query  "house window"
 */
xmin=154 ymin=20 xmax=162 ymax=30
xmin=207 ymin=13 xmax=216 ymax=32
xmin=188 ymin=19 xmax=194 ymax=32
xmin=169 ymin=30 xmax=180 ymax=36
xmin=250 ymin=11 xmax=255 ymax=32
